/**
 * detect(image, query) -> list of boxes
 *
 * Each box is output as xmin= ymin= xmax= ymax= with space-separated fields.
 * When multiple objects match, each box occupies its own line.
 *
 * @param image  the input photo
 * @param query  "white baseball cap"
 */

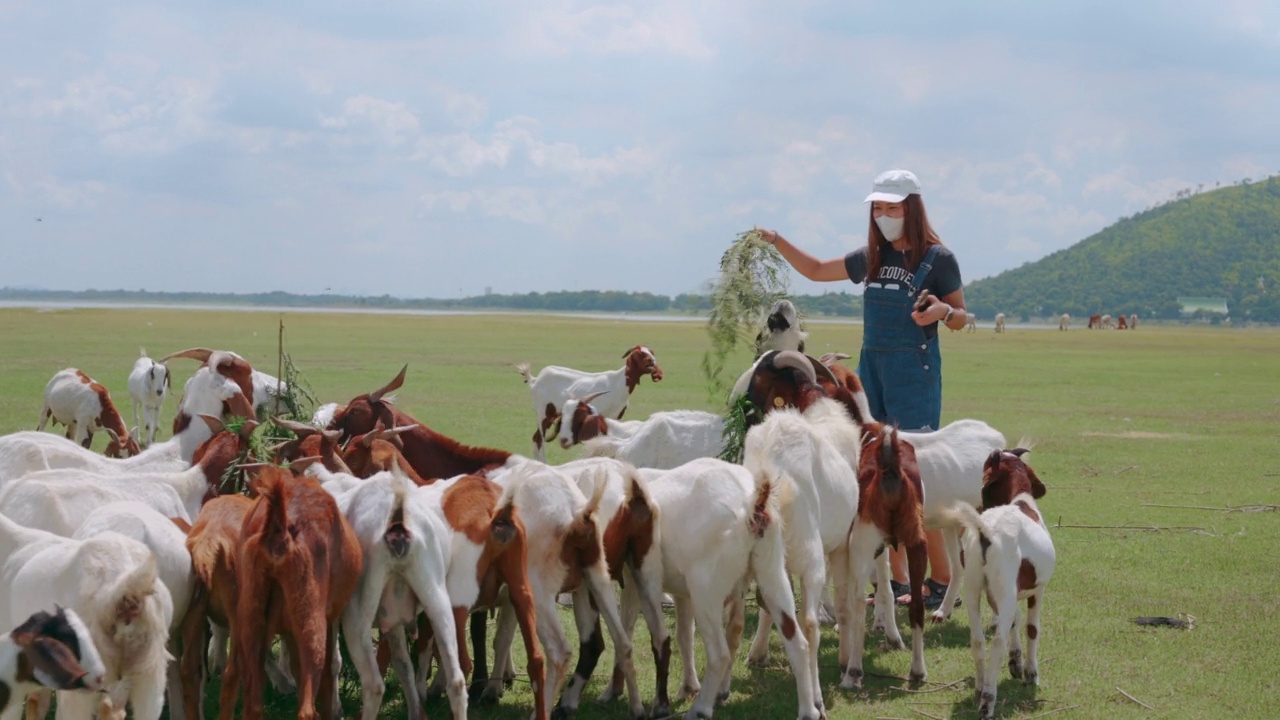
xmin=864 ymin=169 xmax=922 ymax=203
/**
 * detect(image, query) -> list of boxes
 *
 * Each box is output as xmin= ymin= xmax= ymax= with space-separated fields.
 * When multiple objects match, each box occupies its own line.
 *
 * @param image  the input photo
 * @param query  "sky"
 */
xmin=2 ymin=1 xmax=1279 ymax=299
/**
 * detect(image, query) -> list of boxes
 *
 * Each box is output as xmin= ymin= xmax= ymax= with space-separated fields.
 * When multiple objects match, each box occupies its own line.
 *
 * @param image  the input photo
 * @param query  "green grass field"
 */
xmin=2 ymin=306 xmax=1277 ymax=720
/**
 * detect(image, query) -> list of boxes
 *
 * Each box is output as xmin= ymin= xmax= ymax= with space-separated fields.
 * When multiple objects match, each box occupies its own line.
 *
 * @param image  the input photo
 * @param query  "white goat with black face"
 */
xmin=0 ymin=607 xmax=107 ymax=720
xmin=128 ymin=349 xmax=171 ymax=448
xmin=754 ymin=299 xmax=808 ymax=357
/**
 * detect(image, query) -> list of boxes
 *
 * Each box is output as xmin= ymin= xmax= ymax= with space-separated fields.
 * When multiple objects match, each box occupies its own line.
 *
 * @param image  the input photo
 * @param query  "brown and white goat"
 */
xmin=234 ymin=465 xmax=363 ymax=720
xmin=341 ymin=424 xmax=429 ymax=484
xmin=269 ymin=418 xmax=353 ymax=475
xmin=163 ymin=348 xmax=258 ymax=462
xmin=340 ymin=469 xmax=545 ymax=720
xmin=944 ymin=449 xmax=1054 ymax=720
xmin=37 ymin=368 xmax=139 ymax=457
xmin=0 ymin=607 xmax=106 ymax=718
xmin=516 ymin=346 xmax=664 ymax=461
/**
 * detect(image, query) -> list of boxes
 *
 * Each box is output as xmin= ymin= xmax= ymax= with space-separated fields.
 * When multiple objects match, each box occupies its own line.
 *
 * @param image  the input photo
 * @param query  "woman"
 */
xmin=756 ymin=168 xmax=968 ymax=608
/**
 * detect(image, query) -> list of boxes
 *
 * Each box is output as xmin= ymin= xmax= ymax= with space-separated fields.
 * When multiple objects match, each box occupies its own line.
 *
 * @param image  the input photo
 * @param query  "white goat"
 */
xmin=335 ymin=468 xmax=468 ymax=720
xmin=740 ymin=398 xmax=862 ymax=708
xmin=634 ymin=458 xmax=820 ymax=720
xmin=484 ymin=462 xmax=646 ymax=720
xmin=0 ymin=426 xmax=191 ymax=485
xmin=37 ymin=368 xmax=139 ymax=457
xmin=572 ymin=404 xmax=725 ymax=470
xmin=946 ymin=494 xmax=1056 ymax=720
xmin=754 ymin=298 xmax=808 ymax=357
xmin=0 ymin=514 xmax=172 ymax=720
xmin=516 ymin=345 xmax=663 ymax=461
xmin=128 ymin=349 xmax=171 ymax=447
xmin=74 ymin=502 xmax=195 ymax=720
xmin=0 ymin=416 xmax=250 ymax=532
xmin=162 ymin=349 xmax=256 ymax=463
xmin=0 ymin=607 xmax=107 ymax=720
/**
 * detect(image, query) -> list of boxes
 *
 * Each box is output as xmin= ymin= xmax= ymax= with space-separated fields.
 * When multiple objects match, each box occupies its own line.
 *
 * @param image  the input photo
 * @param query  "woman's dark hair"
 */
xmin=865 ymin=194 xmax=943 ymax=281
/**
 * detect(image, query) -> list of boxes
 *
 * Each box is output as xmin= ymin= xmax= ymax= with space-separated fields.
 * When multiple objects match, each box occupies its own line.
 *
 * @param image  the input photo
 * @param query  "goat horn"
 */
xmin=771 ymin=350 xmax=817 ymax=385
xmin=160 ymin=347 xmax=214 ymax=364
xmin=288 ymin=456 xmax=324 ymax=473
xmin=238 ymin=419 xmax=259 ymax=439
xmin=105 ymin=428 xmax=121 ymax=443
xmin=818 ymin=352 xmax=851 ymax=364
xmin=369 ymin=365 xmax=408 ymax=404
xmin=321 ymin=429 xmax=342 ymax=442
xmin=271 ymin=416 xmax=318 ymax=436
xmin=579 ymin=390 xmax=609 ymax=406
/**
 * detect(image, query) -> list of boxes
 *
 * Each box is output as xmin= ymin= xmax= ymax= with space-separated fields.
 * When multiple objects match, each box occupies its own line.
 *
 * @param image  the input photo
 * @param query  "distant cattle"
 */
xmin=1116 ymin=314 xmax=1128 ymax=330
xmin=966 ymin=313 xmax=977 ymax=333
xmin=994 ymin=313 xmax=1006 ymax=333
xmin=1129 ymin=313 xmax=1138 ymax=330
xmin=1101 ymin=314 xmax=1114 ymax=329
xmin=1059 ymin=313 xmax=1070 ymax=331
xmin=1088 ymin=314 xmax=1102 ymax=329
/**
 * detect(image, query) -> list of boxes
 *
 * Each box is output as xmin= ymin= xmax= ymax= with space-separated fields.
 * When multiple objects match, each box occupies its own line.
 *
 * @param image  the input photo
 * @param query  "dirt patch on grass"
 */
xmin=1081 ymin=430 xmax=1199 ymax=440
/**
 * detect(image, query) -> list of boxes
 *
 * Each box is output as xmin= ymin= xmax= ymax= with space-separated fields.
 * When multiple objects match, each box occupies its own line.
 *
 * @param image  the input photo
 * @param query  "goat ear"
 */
xmin=197 ymin=414 xmax=225 ymax=435
xmin=23 ymin=636 xmax=89 ymax=690
xmin=288 ymin=456 xmax=323 ymax=474
xmin=238 ymin=419 xmax=259 ymax=440
xmin=1027 ymin=466 xmax=1048 ymax=499
xmin=369 ymin=365 xmax=407 ymax=404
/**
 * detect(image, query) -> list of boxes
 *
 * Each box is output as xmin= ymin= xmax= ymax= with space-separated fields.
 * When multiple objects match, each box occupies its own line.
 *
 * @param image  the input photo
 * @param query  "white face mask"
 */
xmin=875 ymin=215 xmax=904 ymax=241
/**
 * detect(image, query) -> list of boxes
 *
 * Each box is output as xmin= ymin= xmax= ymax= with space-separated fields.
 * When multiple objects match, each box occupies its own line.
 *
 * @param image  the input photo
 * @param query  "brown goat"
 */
xmin=181 ymin=494 xmax=254 ymax=720
xmin=342 ymin=424 xmax=429 ymax=485
xmin=234 ymin=466 xmax=363 ymax=720
xmin=268 ymin=418 xmax=352 ymax=475
xmin=839 ymin=423 xmax=930 ymax=690
xmin=327 ymin=366 xmax=512 ymax=481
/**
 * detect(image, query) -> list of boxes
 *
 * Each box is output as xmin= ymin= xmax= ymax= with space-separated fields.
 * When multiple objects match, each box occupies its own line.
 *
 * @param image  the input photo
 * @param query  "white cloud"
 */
xmin=519 ymin=3 xmax=714 ymax=58
xmin=320 ymin=95 xmax=420 ymax=145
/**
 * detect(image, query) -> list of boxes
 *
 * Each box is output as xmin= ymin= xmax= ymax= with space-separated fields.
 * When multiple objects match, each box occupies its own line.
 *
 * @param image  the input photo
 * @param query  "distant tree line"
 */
xmin=0 ymin=287 xmax=865 ymax=318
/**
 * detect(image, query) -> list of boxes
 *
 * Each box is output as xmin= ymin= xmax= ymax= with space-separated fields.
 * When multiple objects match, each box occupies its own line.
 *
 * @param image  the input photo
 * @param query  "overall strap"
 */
xmin=907 ymin=244 xmax=942 ymax=298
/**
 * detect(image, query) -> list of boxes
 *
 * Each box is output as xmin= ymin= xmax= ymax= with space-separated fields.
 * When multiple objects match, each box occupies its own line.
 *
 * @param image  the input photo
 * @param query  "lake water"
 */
xmin=0 ymin=299 xmax=1072 ymax=330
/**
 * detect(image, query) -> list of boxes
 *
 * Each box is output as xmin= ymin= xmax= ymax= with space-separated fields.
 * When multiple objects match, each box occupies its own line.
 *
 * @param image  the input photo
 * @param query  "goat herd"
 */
xmin=0 ymin=331 xmax=1057 ymax=720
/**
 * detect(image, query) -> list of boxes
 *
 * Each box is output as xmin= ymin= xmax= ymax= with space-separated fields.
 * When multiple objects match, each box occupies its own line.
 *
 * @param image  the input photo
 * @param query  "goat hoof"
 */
xmin=908 ymin=671 xmax=926 ymax=686
xmin=745 ymin=653 xmax=769 ymax=668
xmin=838 ymin=669 xmax=863 ymax=691
xmin=551 ymin=704 xmax=575 ymax=720
xmin=714 ymin=690 xmax=730 ymax=706
xmin=650 ymin=702 xmax=671 ymax=719
xmin=680 ymin=684 xmax=700 ymax=701
xmin=978 ymin=691 xmax=996 ymax=720
xmin=1008 ymin=659 xmax=1024 ymax=679
xmin=1023 ymin=670 xmax=1038 ymax=686
xmin=930 ymin=610 xmax=948 ymax=624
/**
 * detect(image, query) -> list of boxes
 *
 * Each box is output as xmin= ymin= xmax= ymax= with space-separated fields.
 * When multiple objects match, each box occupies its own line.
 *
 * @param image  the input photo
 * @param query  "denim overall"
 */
xmin=856 ymin=245 xmax=943 ymax=431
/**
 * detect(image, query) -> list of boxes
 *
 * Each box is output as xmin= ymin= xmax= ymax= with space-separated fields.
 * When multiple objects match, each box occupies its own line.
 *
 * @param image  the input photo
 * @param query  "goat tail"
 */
xmin=623 ymin=467 xmax=653 ymax=526
xmin=581 ymin=466 xmax=608 ymax=522
xmin=515 ymin=362 xmax=533 ymax=383
xmin=383 ymin=467 xmax=413 ymax=558
xmin=939 ymin=501 xmax=993 ymax=561
xmin=253 ymin=469 xmax=292 ymax=558
xmin=748 ymin=476 xmax=775 ymax=538
xmin=491 ymin=488 xmax=519 ymax=547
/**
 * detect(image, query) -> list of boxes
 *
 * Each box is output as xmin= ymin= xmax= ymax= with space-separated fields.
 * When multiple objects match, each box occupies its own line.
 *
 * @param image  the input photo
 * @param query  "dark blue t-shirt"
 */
xmin=843 ymin=244 xmax=962 ymax=299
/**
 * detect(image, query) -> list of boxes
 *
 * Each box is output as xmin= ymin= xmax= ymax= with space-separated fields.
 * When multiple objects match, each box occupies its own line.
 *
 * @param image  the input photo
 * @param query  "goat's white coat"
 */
xmin=127 ymin=351 xmax=170 ymax=447
xmin=0 ymin=431 xmax=188 ymax=485
xmin=517 ymin=347 xmax=658 ymax=461
xmin=485 ymin=462 xmax=646 ymax=719
xmin=0 ymin=514 xmax=172 ymax=720
xmin=946 ymin=495 xmax=1056 ymax=719
xmin=637 ymin=457 xmax=820 ymax=720
xmin=73 ymin=502 xmax=194 ymax=720
xmin=336 ymin=469 xmax=467 ymax=720
xmin=740 ymin=398 xmax=861 ymax=709
xmin=579 ymin=409 xmax=725 ymax=470
xmin=0 ymin=473 xmax=192 ymax=536
xmin=36 ymin=369 xmax=121 ymax=449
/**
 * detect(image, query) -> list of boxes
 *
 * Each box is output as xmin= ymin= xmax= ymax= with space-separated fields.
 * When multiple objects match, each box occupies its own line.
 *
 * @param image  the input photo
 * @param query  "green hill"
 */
xmin=963 ymin=175 xmax=1280 ymax=323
